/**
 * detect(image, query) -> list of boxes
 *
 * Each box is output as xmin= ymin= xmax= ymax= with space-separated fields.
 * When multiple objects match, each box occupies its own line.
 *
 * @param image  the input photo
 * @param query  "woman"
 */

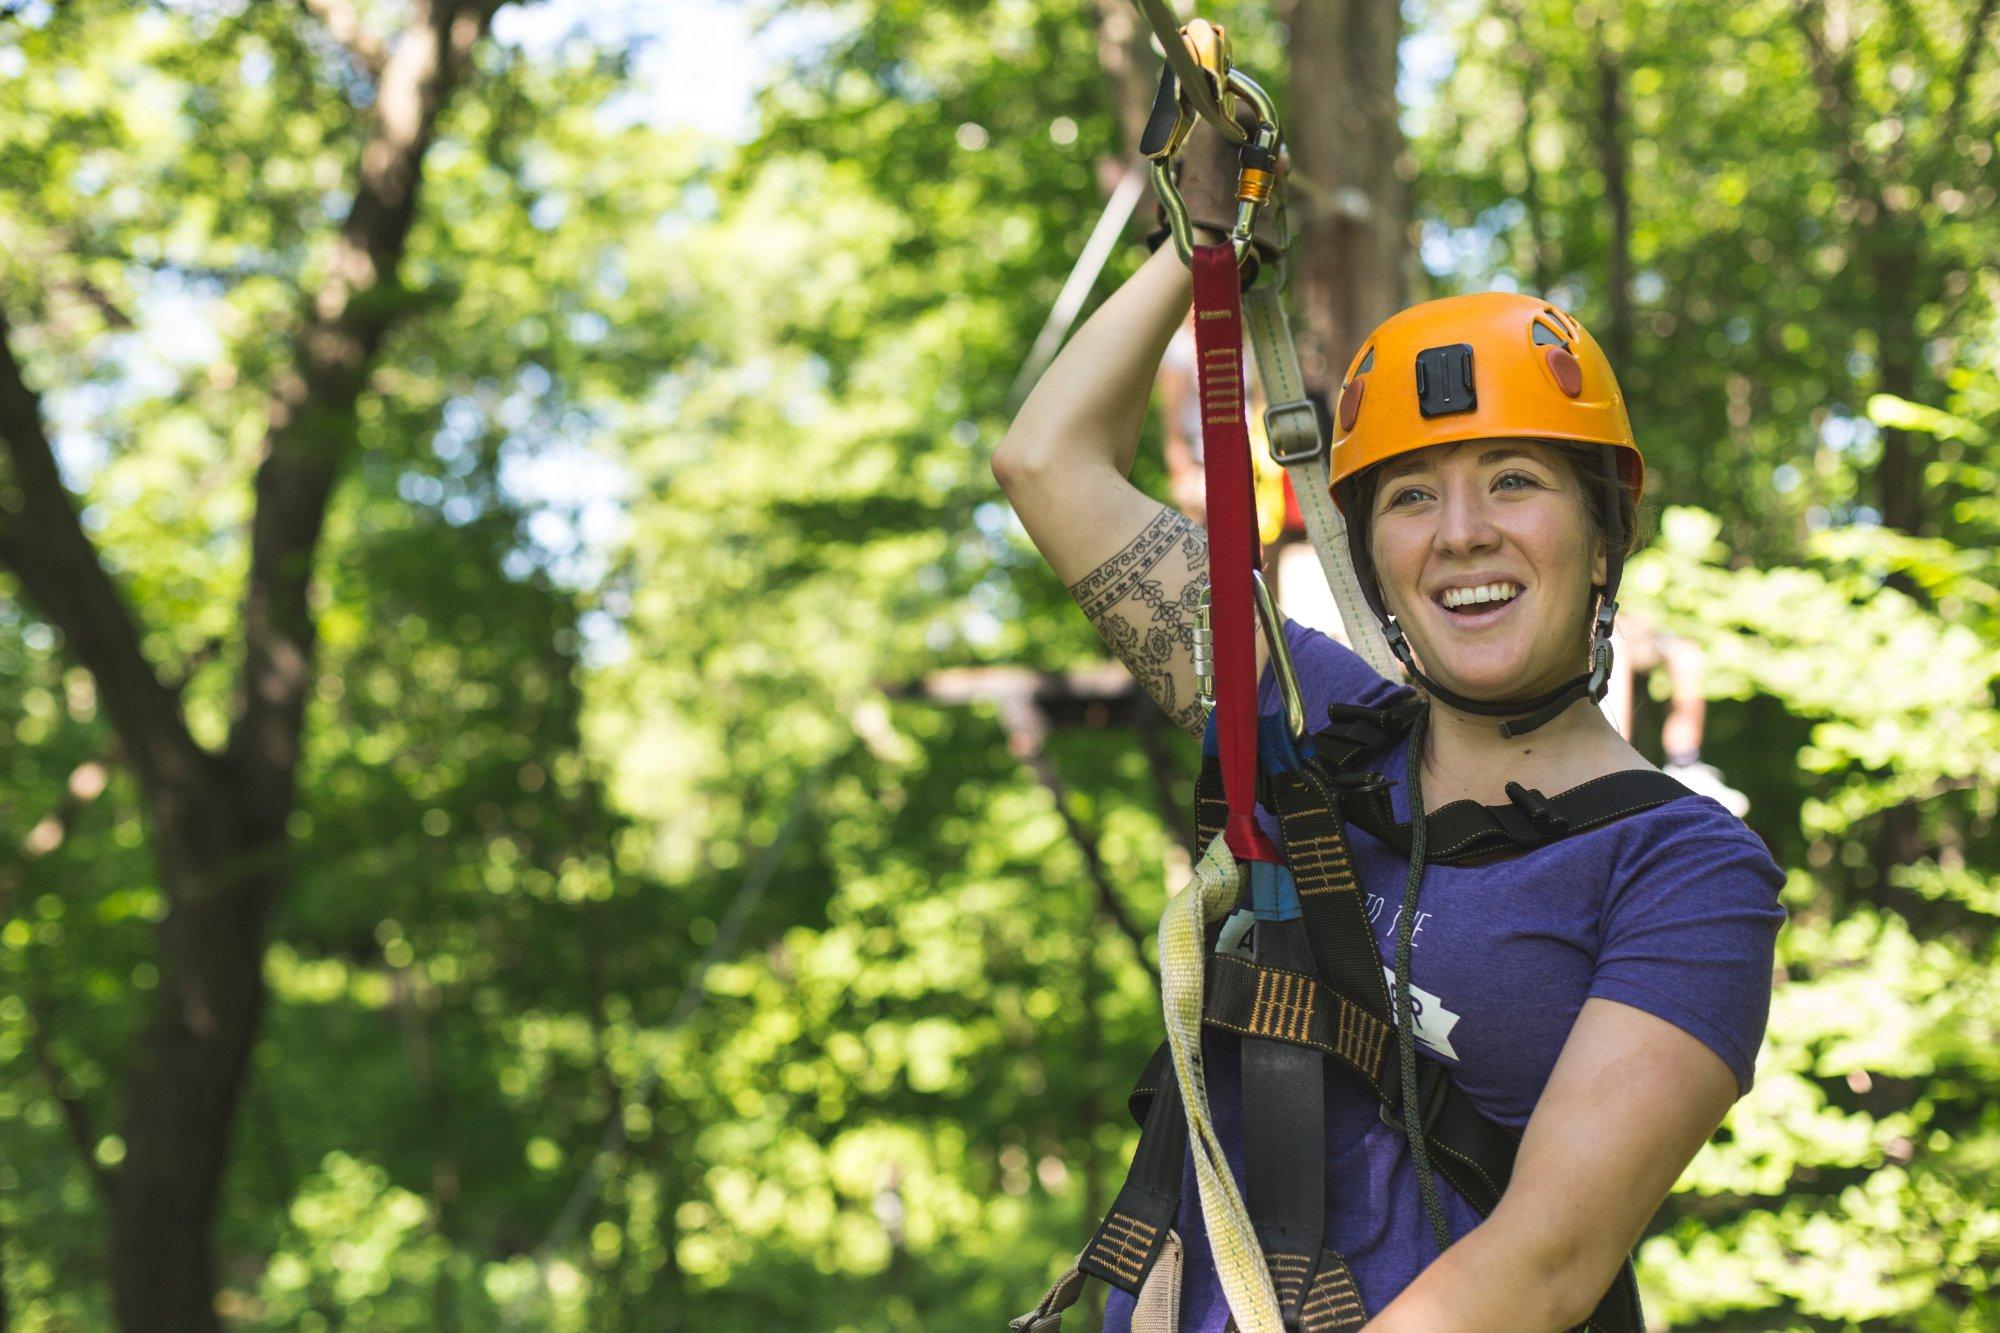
xmin=991 ymin=115 xmax=1784 ymax=1331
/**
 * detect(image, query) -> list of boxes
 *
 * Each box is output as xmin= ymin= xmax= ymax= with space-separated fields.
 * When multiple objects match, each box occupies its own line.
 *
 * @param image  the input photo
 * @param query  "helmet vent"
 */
xmin=1531 ymin=318 xmax=1569 ymax=347
xmin=1356 ymin=347 xmax=1375 ymax=375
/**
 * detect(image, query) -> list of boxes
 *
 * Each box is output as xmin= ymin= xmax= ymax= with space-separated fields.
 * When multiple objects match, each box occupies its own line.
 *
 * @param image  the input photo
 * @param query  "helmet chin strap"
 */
xmin=1383 ymin=595 xmax=1618 ymax=740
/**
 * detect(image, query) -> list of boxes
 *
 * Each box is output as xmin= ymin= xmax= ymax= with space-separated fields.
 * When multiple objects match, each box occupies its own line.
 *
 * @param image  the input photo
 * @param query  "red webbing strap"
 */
xmin=1192 ymin=243 xmax=1281 ymax=864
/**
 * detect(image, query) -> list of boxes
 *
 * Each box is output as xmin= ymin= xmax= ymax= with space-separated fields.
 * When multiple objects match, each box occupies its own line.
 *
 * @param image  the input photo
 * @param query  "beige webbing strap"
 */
xmin=1132 ymin=1230 xmax=1185 ymax=1333
xmin=1160 ymin=833 xmax=1284 ymax=1332
xmin=1009 ymin=1262 xmax=1088 ymax=1332
xmin=1240 ymin=281 xmax=1400 ymax=680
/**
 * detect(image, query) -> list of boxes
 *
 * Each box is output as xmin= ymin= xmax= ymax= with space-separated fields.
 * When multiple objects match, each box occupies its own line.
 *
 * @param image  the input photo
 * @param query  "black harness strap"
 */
xmin=1299 ymin=1256 xmax=1368 ymax=1332
xmin=1064 ymin=707 xmax=1669 ymax=1331
xmin=1268 ymin=766 xmax=1397 ymax=1025
xmin=1260 ymin=704 xmax=1653 ymax=1333
xmin=1196 ymin=757 xmax=1229 ymax=851
xmin=1306 ymin=702 xmax=1695 ymax=865
xmin=1080 ymin=1035 xmax=1376 ymax=1329
xmin=1204 ymin=953 xmax=1395 ymax=1100
xmin=1241 ymin=917 xmax=1326 ymax=1326
xmin=1332 ymin=767 xmax=1695 ymax=862
xmin=1081 ymin=1044 xmax=1186 ymax=1296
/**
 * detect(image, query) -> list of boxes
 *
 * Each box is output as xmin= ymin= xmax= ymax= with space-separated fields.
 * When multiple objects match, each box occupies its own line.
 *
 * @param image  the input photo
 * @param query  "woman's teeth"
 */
xmin=1439 ymin=582 xmax=1522 ymax=611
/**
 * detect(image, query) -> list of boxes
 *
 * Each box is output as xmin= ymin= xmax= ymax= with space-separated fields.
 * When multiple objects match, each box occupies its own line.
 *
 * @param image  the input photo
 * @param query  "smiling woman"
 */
xmin=1326 ymin=293 xmax=1646 ymax=749
xmin=995 ymin=215 xmax=1785 ymax=1326
xmin=1339 ymin=437 xmax=1642 ymax=737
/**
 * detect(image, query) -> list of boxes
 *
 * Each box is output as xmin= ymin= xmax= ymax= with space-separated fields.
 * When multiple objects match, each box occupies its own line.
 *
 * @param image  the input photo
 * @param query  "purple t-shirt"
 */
xmin=1104 ymin=621 xmax=1784 ymax=1330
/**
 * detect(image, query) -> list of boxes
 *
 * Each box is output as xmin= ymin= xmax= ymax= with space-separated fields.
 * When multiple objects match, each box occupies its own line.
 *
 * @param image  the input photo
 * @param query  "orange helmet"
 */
xmin=1328 ymin=292 xmax=1642 ymax=502
xmin=1326 ymin=292 xmax=1645 ymax=737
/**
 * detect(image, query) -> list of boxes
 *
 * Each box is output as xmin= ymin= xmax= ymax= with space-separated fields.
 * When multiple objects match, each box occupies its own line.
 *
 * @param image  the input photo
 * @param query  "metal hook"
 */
xmin=1253 ymin=570 xmax=1305 ymax=739
xmin=1194 ymin=585 xmax=1215 ymax=715
xmin=1195 ymin=575 xmax=1302 ymax=739
xmin=1146 ymin=63 xmax=1283 ymax=270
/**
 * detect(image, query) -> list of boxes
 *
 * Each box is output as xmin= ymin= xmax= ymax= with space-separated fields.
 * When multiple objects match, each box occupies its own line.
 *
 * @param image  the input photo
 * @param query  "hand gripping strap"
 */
xmin=1240 ymin=279 xmax=1400 ymax=681
xmin=1192 ymin=243 xmax=1281 ymax=865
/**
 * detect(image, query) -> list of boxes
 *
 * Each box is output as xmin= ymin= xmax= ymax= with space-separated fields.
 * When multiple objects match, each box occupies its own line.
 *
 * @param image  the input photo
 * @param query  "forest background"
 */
xmin=0 ymin=0 xmax=1996 ymax=1329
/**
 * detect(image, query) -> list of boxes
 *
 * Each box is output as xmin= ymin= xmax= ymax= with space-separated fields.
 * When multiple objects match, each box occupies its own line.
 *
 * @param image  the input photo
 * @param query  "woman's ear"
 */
xmin=1582 ymin=495 xmax=1608 ymax=588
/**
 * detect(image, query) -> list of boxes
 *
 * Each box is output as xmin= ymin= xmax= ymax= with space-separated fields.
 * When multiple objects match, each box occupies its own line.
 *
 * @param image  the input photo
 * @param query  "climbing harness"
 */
xmin=1016 ymin=11 xmax=1659 ymax=1332
xmin=1014 ymin=698 xmax=1695 ymax=1331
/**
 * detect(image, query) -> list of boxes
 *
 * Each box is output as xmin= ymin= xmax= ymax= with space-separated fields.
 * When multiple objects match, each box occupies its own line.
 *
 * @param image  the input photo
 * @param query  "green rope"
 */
xmin=1396 ymin=705 xmax=1453 ymax=1256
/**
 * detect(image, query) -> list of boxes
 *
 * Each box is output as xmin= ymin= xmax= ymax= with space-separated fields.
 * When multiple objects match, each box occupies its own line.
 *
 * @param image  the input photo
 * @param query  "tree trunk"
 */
xmin=654 ymin=1102 xmax=686 ymax=1332
xmin=1 ymin=1209 xmax=11 ymax=1332
xmin=0 ymin=6 xmax=500 ymax=1327
xmin=1280 ymin=0 xmax=1408 ymax=393
xmin=108 ymin=826 xmax=284 ymax=1333
xmin=1500 ymin=1 xmax=1554 ymax=294
xmin=1871 ymin=253 xmax=1924 ymax=536
xmin=1093 ymin=0 xmax=1164 ymax=196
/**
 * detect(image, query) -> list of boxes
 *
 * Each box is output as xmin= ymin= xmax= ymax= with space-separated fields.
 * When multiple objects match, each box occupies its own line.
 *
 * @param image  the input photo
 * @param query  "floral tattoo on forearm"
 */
xmin=1066 ymin=508 xmax=1210 ymax=735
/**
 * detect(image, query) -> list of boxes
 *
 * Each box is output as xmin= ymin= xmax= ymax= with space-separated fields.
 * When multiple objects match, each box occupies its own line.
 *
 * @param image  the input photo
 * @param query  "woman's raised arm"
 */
xmin=991 ymin=243 xmax=1223 ymax=734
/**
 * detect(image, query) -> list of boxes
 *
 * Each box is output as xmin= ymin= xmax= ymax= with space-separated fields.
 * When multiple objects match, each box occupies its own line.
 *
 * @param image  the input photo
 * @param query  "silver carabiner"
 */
xmin=1253 ymin=570 xmax=1305 ymax=740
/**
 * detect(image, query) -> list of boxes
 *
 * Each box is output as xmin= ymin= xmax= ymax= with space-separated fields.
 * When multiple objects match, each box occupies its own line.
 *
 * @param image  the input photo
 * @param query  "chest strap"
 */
xmin=1298 ymin=701 xmax=1695 ymax=864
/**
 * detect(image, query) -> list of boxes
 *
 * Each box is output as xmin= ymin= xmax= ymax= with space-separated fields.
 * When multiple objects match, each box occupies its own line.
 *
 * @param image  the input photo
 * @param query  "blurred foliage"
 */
xmin=0 ymin=0 xmax=1995 ymax=1329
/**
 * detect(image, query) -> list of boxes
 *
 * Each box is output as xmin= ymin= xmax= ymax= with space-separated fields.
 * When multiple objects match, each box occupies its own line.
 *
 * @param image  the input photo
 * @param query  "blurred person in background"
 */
xmin=1603 ymin=610 xmax=1749 ymax=816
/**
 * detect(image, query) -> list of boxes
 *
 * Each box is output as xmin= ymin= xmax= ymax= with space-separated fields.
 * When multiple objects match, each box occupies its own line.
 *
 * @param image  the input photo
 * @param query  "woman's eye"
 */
xmin=1387 ymin=486 xmax=1428 ymax=508
xmin=1495 ymin=471 xmax=1539 ymax=491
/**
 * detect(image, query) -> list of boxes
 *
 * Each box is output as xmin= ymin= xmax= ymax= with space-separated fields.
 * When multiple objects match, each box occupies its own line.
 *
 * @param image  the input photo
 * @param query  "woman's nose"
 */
xmin=1434 ymin=482 xmax=1500 ymax=556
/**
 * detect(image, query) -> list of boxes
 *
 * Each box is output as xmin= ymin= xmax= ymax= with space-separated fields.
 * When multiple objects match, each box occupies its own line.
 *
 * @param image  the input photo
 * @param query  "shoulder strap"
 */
xmin=1334 ymin=768 xmax=1695 ymax=864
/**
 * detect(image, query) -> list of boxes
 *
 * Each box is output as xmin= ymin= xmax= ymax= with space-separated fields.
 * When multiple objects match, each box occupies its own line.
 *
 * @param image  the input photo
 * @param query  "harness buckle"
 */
xmin=1587 ymin=597 xmax=1619 ymax=697
xmin=1379 ymin=1058 xmax=1451 ymax=1137
xmin=1316 ymin=765 xmax=1387 ymax=797
xmin=1194 ymin=585 xmax=1217 ymax=716
xmin=1264 ymin=396 xmax=1325 ymax=465
xmin=1503 ymin=782 xmax=1571 ymax=837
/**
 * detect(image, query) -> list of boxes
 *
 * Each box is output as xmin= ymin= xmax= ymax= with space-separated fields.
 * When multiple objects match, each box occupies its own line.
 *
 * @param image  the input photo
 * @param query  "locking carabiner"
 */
xmin=1138 ymin=19 xmax=1283 ymax=271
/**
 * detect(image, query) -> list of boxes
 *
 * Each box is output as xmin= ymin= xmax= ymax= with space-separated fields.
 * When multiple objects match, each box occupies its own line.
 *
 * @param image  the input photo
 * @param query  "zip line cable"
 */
xmin=1006 ymin=160 xmax=1149 ymax=411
